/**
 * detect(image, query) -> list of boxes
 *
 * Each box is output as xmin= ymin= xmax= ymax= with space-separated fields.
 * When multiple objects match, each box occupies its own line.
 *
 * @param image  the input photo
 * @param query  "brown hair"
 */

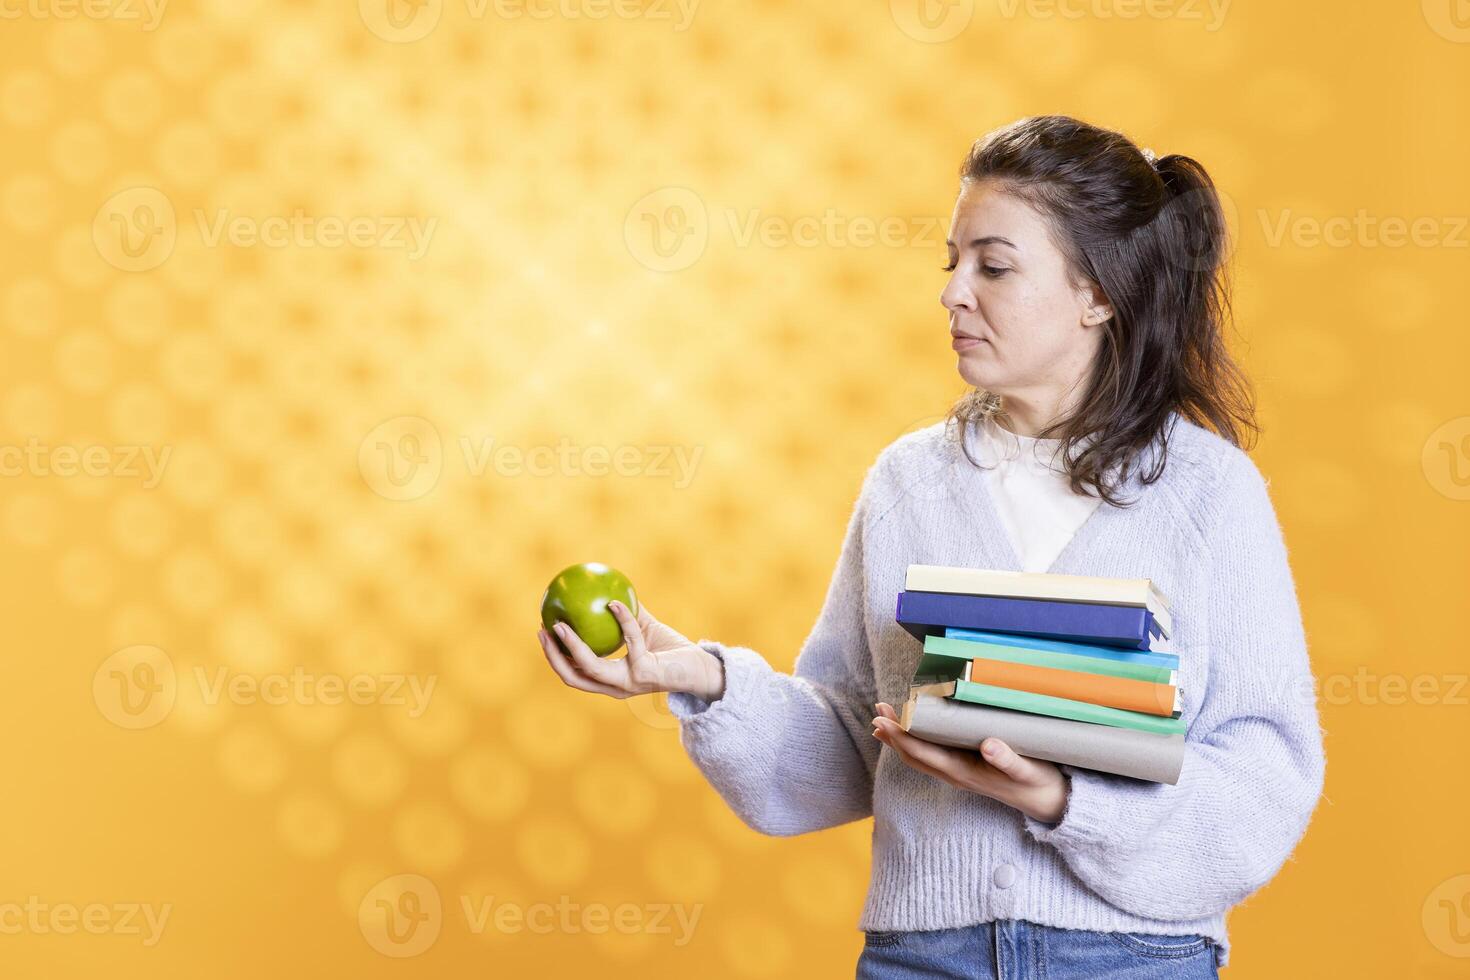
xmin=946 ymin=114 xmax=1258 ymax=507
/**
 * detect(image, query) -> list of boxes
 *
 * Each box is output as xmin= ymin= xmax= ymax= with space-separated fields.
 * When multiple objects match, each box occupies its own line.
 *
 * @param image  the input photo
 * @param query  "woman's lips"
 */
xmin=951 ymin=336 xmax=983 ymax=351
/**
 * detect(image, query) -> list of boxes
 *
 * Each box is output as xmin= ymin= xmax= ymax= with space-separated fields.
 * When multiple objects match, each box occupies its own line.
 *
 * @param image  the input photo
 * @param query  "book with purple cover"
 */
xmin=896 ymin=590 xmax=1163 ymax=650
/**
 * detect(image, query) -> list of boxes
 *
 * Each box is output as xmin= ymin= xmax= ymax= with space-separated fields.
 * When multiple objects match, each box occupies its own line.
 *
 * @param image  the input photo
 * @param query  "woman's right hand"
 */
xmin=537 ymin=599 xmax=726 ymax=702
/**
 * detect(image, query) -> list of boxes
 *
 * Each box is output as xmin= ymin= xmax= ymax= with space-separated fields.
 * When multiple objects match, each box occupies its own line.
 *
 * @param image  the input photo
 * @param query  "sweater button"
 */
xmin=993 ymin=864 xmax=1018 ymax=889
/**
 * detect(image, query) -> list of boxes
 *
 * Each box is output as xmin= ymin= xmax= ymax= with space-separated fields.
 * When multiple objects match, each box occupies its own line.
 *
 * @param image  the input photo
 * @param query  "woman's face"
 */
xmin=940 ymin=180 xmax=1109 ymax=407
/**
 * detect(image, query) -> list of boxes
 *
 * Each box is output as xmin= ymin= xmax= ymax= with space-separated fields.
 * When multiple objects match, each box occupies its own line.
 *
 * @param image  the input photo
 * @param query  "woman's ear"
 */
xmin=1079 ymin=281 xmax=1113 ymax=326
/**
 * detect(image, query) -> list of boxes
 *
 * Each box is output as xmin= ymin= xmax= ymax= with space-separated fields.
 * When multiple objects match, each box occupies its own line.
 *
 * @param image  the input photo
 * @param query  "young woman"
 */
xmin=537 ymin=114 xmax=1325 ymax=978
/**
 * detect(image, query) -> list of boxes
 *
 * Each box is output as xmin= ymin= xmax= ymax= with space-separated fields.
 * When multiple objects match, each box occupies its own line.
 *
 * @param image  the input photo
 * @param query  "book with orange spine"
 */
xmin=966 ymin=658 xmax=1180 ymax=718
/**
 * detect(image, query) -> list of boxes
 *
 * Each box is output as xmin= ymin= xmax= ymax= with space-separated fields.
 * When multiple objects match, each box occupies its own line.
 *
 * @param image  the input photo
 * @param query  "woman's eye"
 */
xmin=939 ymin=260 xmax=1009 ymax=277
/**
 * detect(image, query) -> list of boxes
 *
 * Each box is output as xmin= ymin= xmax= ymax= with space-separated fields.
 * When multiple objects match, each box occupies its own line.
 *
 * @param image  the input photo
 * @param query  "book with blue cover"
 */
xmin=896 ymin=590 xmax=1164 ymax=650
xmin=943 ymin=627 xmax=1179 ymax=671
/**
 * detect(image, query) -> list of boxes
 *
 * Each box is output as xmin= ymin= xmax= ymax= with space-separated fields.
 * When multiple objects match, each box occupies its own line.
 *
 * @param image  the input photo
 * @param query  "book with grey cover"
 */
xmin=900 ymin=681 xmax=1186 ymax=785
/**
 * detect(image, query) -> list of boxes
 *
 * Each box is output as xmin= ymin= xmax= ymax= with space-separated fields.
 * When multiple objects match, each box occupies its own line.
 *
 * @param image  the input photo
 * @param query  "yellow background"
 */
xmin=2 ymin=0 xmax=1468 ymax=976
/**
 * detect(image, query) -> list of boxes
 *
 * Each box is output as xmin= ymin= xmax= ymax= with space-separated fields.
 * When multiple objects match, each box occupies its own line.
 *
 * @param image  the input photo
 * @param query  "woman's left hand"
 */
xmin=871 ymin=703 xmax=1070 ymax=824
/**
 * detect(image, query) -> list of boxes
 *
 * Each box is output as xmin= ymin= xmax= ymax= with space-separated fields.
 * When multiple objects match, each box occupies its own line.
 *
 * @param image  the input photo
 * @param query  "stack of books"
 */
xmin=895 ymin=564 xmax=1185 ymax=784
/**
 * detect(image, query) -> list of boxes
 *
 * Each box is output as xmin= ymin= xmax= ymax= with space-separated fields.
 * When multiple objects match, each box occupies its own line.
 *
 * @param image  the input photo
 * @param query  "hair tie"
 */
xmin=1140 ymin=146 xmax=1158 ymax=166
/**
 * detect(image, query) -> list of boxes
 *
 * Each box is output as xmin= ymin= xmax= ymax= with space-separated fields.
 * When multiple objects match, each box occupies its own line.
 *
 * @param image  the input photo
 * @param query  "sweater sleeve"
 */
xmin=1022 ymin=449 xmax=1326 ymax=920
xmin=663 ymin=470 xmax=881 ymax=837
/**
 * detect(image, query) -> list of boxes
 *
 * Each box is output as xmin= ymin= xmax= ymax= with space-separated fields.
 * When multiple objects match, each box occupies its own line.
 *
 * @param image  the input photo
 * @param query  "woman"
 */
xmin=536 ymin=115 xmax=1325 ymax=978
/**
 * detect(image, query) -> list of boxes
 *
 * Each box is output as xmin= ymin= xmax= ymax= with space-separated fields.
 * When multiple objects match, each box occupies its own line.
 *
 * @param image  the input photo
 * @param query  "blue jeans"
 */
xmin=856 ymin=919 xmax=1219 ymax=979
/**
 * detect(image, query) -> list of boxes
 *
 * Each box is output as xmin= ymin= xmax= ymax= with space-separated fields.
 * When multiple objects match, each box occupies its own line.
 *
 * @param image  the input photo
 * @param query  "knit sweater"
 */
xmin=665 ymin=411 xmax=1326 ymax=968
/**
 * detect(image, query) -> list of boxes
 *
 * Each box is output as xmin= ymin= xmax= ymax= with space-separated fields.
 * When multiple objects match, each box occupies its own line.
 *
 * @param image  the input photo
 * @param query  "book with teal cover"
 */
xmin=950 ymin=678 xmax=1187 ymax=736
xmin=944 ymin=627 xmax=1180 ymax=671
xmin=921 ymin=635 xmax=1175 ymax=685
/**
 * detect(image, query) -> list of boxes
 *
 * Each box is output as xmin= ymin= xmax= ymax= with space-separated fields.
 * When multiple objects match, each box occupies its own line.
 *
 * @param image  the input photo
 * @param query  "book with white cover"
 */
xmin=905 ymin=564 xmax=1174 ymax=638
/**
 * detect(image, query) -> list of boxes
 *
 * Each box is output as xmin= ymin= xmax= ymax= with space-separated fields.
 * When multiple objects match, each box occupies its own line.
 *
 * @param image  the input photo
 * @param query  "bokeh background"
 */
xmin=1 ymin=0 xmax=1468 ymax=976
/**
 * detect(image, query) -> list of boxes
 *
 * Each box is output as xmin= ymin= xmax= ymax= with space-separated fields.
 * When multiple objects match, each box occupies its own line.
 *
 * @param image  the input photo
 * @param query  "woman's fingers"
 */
xmin=608 ymin=600 xmax=655 ymax=688
xmin=873 ymin=723 xmax=955 ymax=784
xmin=876 ymin=719 xmax=971 ymax=775
xmin=875 ymin=718 xmax=1008 ymax=794
xmin=548 ymin=621 xmax=634 ymax=692
xmin=537 ymin=629 xmax=629 ymax=698
xmin=979 ymin=738 xmax=1046 ymax=784
xmin=609 ymin=601 xmax=645 ymax=656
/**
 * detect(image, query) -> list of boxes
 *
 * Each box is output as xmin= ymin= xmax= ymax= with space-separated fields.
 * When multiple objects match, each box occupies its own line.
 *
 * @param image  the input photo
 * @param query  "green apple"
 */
xmin=540 ymin=562 xmax=640 ymax=658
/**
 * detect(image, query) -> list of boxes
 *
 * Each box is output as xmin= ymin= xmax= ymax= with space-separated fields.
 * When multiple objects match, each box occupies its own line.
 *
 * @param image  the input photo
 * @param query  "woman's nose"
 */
xmin=940 ymin=279 xmax=973 ymax=313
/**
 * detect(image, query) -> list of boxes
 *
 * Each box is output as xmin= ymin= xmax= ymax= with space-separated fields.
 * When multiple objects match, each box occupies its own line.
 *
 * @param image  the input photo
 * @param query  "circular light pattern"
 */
xmin=0 ymin=11 xmax=1451 ymax=978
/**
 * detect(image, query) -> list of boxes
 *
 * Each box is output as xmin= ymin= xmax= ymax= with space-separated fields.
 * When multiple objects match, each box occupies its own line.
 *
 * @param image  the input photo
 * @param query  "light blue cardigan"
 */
xmin=666 ymin=412 xmax=1326 ymax=967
